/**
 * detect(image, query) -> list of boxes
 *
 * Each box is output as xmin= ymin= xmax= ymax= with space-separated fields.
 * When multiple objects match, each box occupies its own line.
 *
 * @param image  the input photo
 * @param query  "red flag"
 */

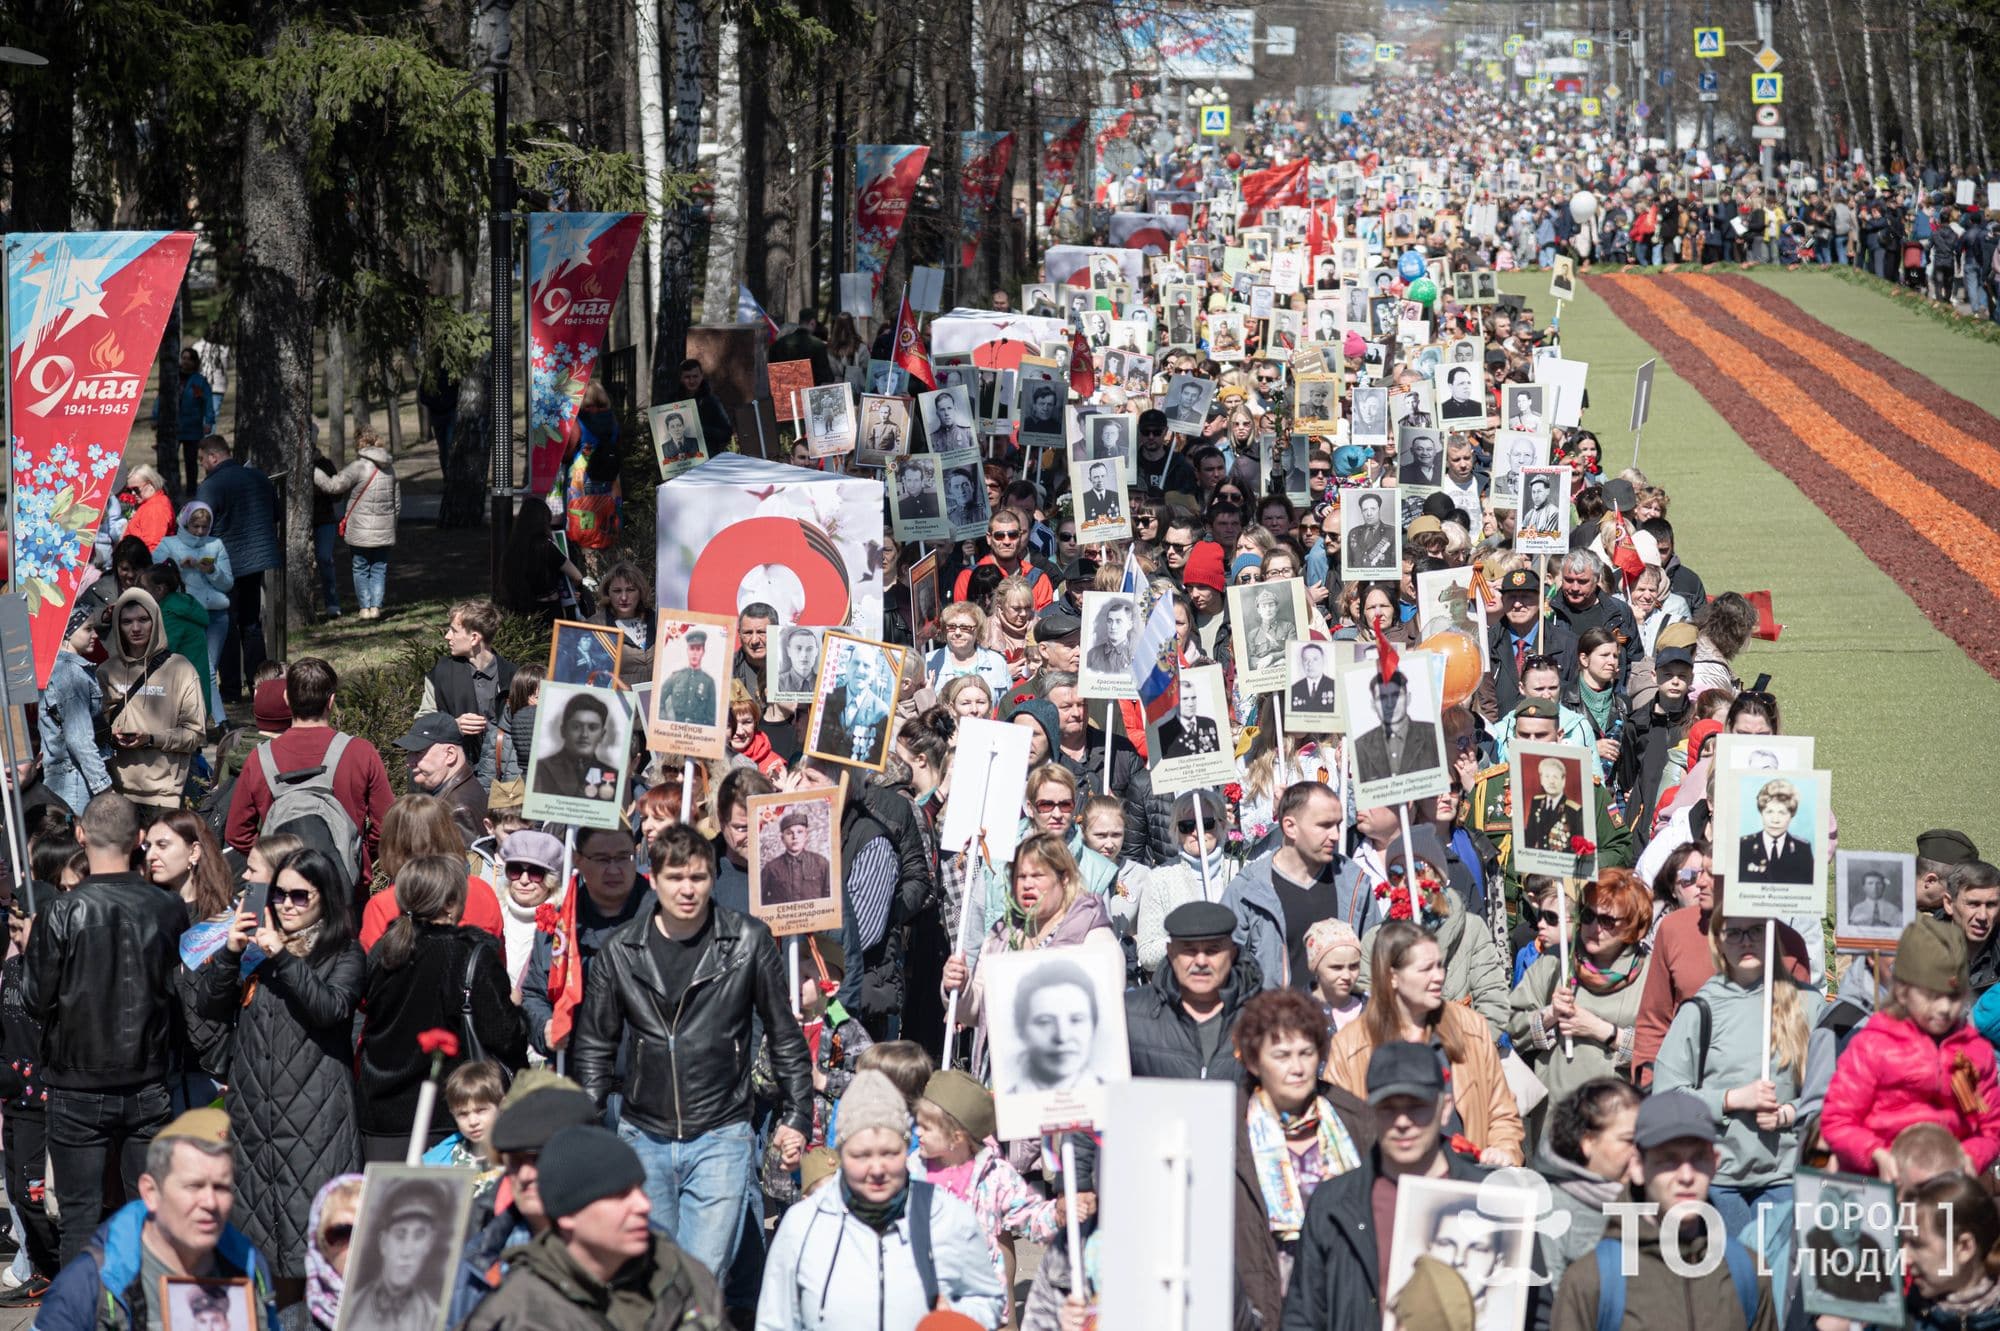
xmin=1239 ymin=158 xmax=1311 ymax=226
xmin=893 ymin=293 xmax=934 ymax=389
xmin=1372 ymin=622 xmax=1400 ymax=683
xmin=1745 ymin=590 xmax=1784 ymax=641
xmin=541 ymin=881 xmax=585 ymax=1048
xmin=1068 ymin=327 xmax=1096 ymax=398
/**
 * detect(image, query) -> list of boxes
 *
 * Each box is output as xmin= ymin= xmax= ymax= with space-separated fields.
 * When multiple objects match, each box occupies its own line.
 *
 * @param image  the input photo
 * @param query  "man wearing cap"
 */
xmin=396 ymin=710 xmax=488 ymax=847
xmin=344 ymin=1176 xmax=453 ymax=1331
xmin=460 ymin=1123 xmax=724 ymax=1331
xmin=1477 ymin=567 xmax=1579 ymax=721
xmin=1550 ymin=1090 xmax=1776 ymax=1331
xmin=1025 ymin=608 xmax=1083 ymax=688
xmin=1917 ymin=829 xmax=1981 ymax=919
xmin=1615 ymin=641 xmax=1697 ymax=838
xmin=1224 ymin=782 xmax=1378 ymax=992
xmin=1125 ymin=901 xmax=1262 ymax=1080
xmin=1285 ymin=1042 xmax=1536 ymax=1331
xmin=763 ymin=810 xmax=831 ymax=905
xmin=660 ymin=629 xmax=719 ymax=726
xmin=37 ymin=1110 xmax=279 ymax=1331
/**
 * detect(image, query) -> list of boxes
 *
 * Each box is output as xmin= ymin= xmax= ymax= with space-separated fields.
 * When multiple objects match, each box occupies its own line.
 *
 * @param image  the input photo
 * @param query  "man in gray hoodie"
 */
xmin=1222 ymin=782 xmax=1378 ymax=991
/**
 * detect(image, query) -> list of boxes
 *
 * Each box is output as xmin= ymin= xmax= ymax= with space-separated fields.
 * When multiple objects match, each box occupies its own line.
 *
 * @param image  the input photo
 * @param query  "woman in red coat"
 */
xmin=121 ymin=464 xmax=176 ymax=551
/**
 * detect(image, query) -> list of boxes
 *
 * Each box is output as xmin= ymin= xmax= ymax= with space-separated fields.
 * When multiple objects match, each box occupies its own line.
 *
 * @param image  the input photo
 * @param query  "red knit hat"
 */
xmin=1686 ymin=718 xmax=1723 ymax=766
xmin=1183 ymin=540 xmax=1226 ymax=593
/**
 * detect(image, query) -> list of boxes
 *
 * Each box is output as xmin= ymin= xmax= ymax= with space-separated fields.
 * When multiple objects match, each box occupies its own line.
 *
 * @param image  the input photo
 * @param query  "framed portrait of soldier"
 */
xmin=1501 ymin=383 xmax=1547 ymax=435
xmin=1715 ymin=764 xmax=1833 ymax=918
xmin=161 ymin=1276 xmax=254 ymax=1331
xmin=975 ymin=367 xmax=1016 ymax=436
xmin=649 ymin=400 xmax=708 ymax=479
xmin=983 ymin=945 xmax=1131 ymax=1140
xmin=335 ymin=1166 xmax=477 ymax=1331
xmin=1162 ymin=374 xmax=1214 ymax=436
xmin=1396 ymin=425 xmax=1446 ymax=493
xmin=766 ymin=625 xmax=826 ymax=705
xmin=942 ymin=461 xmax=992 ymax=540
xmin=917 ymin=383 xmax=980 ymax=462
xmin=1266 ymin=434 xmax=1311 ymax=505
xmin=1434 ymin=362 xmax=1488 ymax=428
xmin=1294 ymin=375 xmax=1341 ymax=433
xmin=908 ymin=549 xmax=941 ymax=651
xmin=748 ymin=788 xmax=844 ymax=936
xmin=1286 ymin=640 xmax=1364 ymax=734
xmin=1514 ymin=466 xmax=1571 ymax=556
xmin=805 ymin=631 xmax=903 ymax=773
xmin=1488 ymin=430 xmax=1549 ymax=507
xmin=1079 ymin=591 xmax=1142 ymax=700
xmin=854 ymin=393 xmax=911 ymax=468
xmin=1339 ymin=487 xmax=1401 ymax=581
xmin=1392 ymin=381 xmax=1436 ymax=431
xmin=1017 ymin=362 xmax=1067 ymax=448
xmin=1414 ymin=567 xmax=1489 ymax=662
xmin=1793 ymin=1170 xmax=1904 ymax=1326
xmin=1350 ymin=385 xmax=1390 ymax=443
xmin=1077 ymin=411 xmax=1136 ymax=464
xmin=1205 ymin=310 xmax=1246 ymax=361
xmin=524 ymin=682 xmax=633 ymax=830
xmin=1071 ymin=455 xmax=1131 ymax=543
xmin=1146 ymin=663 xmax=1234 ymax=795
xmin=1228 ymin=577 xmax=1307 ymax=695
xmin=1549 ymin=255 xmax=1577 ymax=303
xmin=644 ymin=610 xmax=734 ymax=759
xmin=1382 ymin=1175 xmax=1539 ymax=1331
xmin=1451 ymin=270 xmax=1493 ymax=306
xmin=1835 ymin=851 xmax=1916 ymax=947
xmin=548 ymin=620 xmax=623 ymax=688
xmin=1509 ymin=740 xmax=1597 ymax=876
xmin=803 ymin=384 xmax=857 ymax=458
xmin=1342 ymin=651 xmax=1449 ymax=808
xmin=1335 ymin=238 xmax=1367 ymax=276
xmin=888 ymin=455 xmax=949 ymax=543
xmin=1304 ymin=297 xmax=1343 ymax=346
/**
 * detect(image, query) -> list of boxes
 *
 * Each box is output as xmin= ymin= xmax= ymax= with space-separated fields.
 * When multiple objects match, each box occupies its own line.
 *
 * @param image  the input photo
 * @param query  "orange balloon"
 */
xmin=1420 ymin=629 xmax=1483 ymax=709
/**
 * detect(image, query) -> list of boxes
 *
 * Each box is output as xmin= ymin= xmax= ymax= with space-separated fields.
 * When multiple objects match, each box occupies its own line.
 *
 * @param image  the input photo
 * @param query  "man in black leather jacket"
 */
xmin=21 ymin=792 xmax=188 ymax=1265
xmin=569 ymin=823 xmax=811 ymax=1278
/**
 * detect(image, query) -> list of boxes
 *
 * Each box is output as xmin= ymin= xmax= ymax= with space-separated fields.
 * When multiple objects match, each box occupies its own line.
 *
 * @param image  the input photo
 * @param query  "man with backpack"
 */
xmin=1551 ymin=1090 xmax=1777 ymax=1331
xmin=223 ymin=657 xmax=391 ymax=890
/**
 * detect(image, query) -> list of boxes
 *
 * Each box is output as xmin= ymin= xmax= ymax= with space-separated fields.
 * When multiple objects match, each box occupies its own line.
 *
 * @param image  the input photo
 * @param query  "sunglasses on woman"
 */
xmin=1579 ymin=907 xmax=1625 ymax=929
xmin=1033 ymin=798 xmax=1075 ymax=814
xmin=272 ymin=887 xmax=318 ymax=909
xmin=507 ymin=863 xmax=550 ymax=881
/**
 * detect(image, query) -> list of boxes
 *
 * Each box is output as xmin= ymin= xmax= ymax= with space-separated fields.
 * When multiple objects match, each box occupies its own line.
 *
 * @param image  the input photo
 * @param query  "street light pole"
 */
xmin=489 ymin=62 xmax=516 ymax=595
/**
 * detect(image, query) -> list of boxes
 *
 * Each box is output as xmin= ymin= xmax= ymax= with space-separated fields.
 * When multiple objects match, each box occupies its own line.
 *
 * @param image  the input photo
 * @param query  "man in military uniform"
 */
xmin=865 ymin=396 xmax=903 ymax=454
xmin=928 ymin=389 xmax=976 ymax=454
xmin=1344 ymin=493 xmax=1395 ymax=571
xmin=1081 ymin=462 xmax=1121 ymax=524
xmin=533 ymin=692 xmax=620 ymax=802
xmin=762 ymin=809 xmax=831 ymax=905
xmin=1468 ymin=700 xmax=1632 ymax=912
xmin=1244 ymin=586 xmax=1291 ymax=671
xmin=659 ymin=629 xmax=719 ymax=727
xmin=1086 ymin=599 xmax=1135 ymax=674
xmin=1156 ymin=680 xmax=1220 ymax=759
xmin=1523 ymin=755 xmax=1585 ymax=852
xmin=344 ymin=1176 xmax=450 ymax=1331
xmin=895 ymin=460 xmax=939 ymax=520
xmin=1289 ymin=642 xmax=1339 ymax=713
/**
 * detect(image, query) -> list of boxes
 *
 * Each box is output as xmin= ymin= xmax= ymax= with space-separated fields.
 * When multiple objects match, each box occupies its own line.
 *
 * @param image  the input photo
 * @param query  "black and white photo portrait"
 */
xmin=768 ymin=624 xmax=825 ymax=704
xmin=1351 ymin=386 xmax=1390 ymax=442
xmin=1505 ymin=384 xmax=1546 ymax=433
xmin=1383 ymin=1176 xmax=1539 ymax=1331
xmin=1344 ymin=651 xmax=1449 ymax=807
xmin=526 ymin=684 xmax=632 ymax=830
xmin=650 ymin=400 xmax=707 ymax=478
xmin=1229 ymin=577 xmax=1306 ymax=693
xmin=1294 ymin=375 xmax=1340 ymax=429
xmin=1489 ymin=430 xmax=1547 ymax=505
xmin=1163 ymin=375 xmax=1214 ymax=435
xmin=889 ymin=455 xmax=948 ymax=543
xmin=1794 ymin=1171 xmax=1902 ymax=1325
xmin=1435 ymin=363 xmax=1487 ymax=426
xmin=1147 ymin=665 xmax=1234 ymax=797
xmin=1071 ymin=455 xmax=1131 ymax=542
xmin=1079 ymin=591 xmax=1142 ymax=701
xmin=1340 ymin=487 xmax=1400 ymax=580
xmin=919 ymin=383 xmax=979 ymax=458
xmin=336 ymin=1168 xmax=476 ymax=1331
xmin=162 ymin=1277 xmax=254 ymax=1331
xmin=1836 ymin=851 xmax=1915 ymax=941
xmin=984 ymin=945 xmax=1130 ymax=1138
xmin=944 ymin=462 xmax=992 ymax=538
xmin=856 ymin=393 xmax=910 ymax=465
xmin=803 ymin=383 xmax=856 ymax=456
xmin=1078 ymin=412 xmax=1135 ymax=463
xmin=1397 ymin=426 xmax=1444 ymax=488
xmin=1286 ymin=640 xmax=1354 ymax=734
xmin=1019 ymin=372 xmax=1066 ymax=445
xmin=1515 ymin=466 xmax=1571 ymax=555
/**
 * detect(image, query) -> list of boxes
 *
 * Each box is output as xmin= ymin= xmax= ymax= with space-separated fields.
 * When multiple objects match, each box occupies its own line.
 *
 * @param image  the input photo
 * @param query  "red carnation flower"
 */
xmin=417 ymin=1029 xmax=461 ymax=1059
xmin=534 ymin=903 xmax=560 ymax=933
xmin=1570 ymin=836 xmax=1597 ymax=855
xmin=1448 ymin=1133 xmax=1480 ymax=1157
xmin=1223 ymin=783 xmax=1244 ymax=804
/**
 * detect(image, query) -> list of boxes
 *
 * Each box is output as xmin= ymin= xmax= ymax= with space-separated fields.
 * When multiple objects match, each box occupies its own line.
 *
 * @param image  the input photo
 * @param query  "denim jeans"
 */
xmin=616 ymin=1117 xmax=756 ymax=1276
xmin=1711 ymin=1181 xmax=1795 ymax=1315
xmin=351 ymin=552 xmax=389 ymax=610
xmin=314 ymin=521 xmax=342 ymax=616
xmin=203 ymin=608 xmax=230 ymax=719
xmin=48 ymin=1082 xmax=172 ymax=1267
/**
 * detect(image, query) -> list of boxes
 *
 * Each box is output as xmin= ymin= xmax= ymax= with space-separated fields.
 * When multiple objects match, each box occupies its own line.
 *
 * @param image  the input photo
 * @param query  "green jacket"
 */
xmin=156 ymin=590 xmax=213 ymax=720
xmin=459 ymin=1229 xmax=725 ymax=1331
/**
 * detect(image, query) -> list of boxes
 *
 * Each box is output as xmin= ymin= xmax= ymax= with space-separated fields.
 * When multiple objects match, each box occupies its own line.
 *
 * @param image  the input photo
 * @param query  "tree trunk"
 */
xmin=1934 ymin=48 xmax=1955 ymax=167
xmin=153 ymin=294 xmax=183 ymax=501
xmin=1860 ymin=0 xmax=1884 ymax=168
xmin=702 ymin=18 xmax=744 ymax=321
xmin=327 ymin=325 xmax=348 ymax=467
xmin=648 ymin=0 xmax=704 ymax=401
xmin=380 ymin=357 xmax=404 ymax=457
xmin=1785 ymin=0 xmax=1837 ymax=166
xmin=237 ymin=16 xmax=318 ymax=644
xmin=1969 ymin=48 xmax=1990 ymax=174
xmin=7 ymin=2 xmax=76 ymax=233
xmin=440 ymin=6 xmax=506 ymax=531
xmin=1906 ymin=0 xmax=1925 ymax=162
xmin=1821 ymin=0 xmax=1860 ymax=160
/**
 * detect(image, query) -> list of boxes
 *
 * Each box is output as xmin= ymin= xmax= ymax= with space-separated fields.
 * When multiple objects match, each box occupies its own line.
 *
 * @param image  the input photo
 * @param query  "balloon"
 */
xmin=1407 ymin=277 xmax=1439 ymax=307
xmin=1420 ymin=629 xmax=1483 ymax=710
xmin=1397 ymin=250 xmax=1428 ymax=280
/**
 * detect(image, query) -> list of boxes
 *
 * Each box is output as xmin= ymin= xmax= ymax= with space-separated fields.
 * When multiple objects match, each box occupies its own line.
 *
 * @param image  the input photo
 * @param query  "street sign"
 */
xmin=1658 ymin=68 xmax=1675 ymax=87
xmin=1631 ymin=359 xmax=1657 ymax=433
xmin=1634 ymin=102 xmax=1651 ymax=119
xmin=1751 ymin=125 xmax=1788 ymax=140
xmin=1751 ymin=73 xmax=1783 ymax=104
xmin=1753 ymin=44 xmax=1783 ymax=72
xmin=1265 ymin=25 xmax=1295 ymax=56
xmin=1504 ymin=35 xmax=1523 ymax=56
xmin=1698 ymin=69 xmax=1719 ymax=92
xmin=1699 ymin=91 xmax=1720 ymax=103
xmin=1375 ymin=42 xmax=1395 ymax=61
xmin=1694 ymin=26 xmax=1724 ymax=57
xmin=1200 ymin=105 xmax=1231 ymax=136
xmin=1580 ymin=97 xmax=1602 ymax=117
xmin=1573 ymin=38 xmax=1595 ymax=57
xmin=1485 ymin=60 xmax=1503 ymax=83
xmin=1603 ymin=83 xmax=1622 ymax=100
xmin=1755 ymin=104 xmax=1781 ymax=126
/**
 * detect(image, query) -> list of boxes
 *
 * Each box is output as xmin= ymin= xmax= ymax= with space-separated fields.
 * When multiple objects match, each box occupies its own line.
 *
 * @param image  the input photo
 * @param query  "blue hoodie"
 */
xmin=37 ymin=1200 xmax=276 ymax=1331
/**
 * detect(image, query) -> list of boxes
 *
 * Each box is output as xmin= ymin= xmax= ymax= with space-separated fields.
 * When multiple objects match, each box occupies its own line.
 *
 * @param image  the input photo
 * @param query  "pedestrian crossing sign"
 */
xmin=1751 ymin=74 xmax=1783 ymax=104
xmin=1694 ymin=27 xmax=1724 ymax=57
xmin=1504 ymin=35 xmax=1523 ymax=56
xmin=1374 ymin=42 xmax=1395 ymax=62
xmin=1573 ymin=38 xmax=1594 ymax=57
xmin=1200 ymin=105 xmax=1230 ymax=136
xmin=1580 ymin=97 xmax=1602 ymax=118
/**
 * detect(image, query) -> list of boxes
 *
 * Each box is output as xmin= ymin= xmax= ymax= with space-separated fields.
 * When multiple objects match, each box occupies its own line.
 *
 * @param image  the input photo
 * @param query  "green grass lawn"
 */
xmin=1496 ymin=270 xmax=2000 ymax=864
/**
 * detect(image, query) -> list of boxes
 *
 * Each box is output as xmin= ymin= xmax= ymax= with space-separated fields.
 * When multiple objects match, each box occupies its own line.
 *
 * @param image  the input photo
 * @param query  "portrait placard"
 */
xmin=1793 ymin=1169 xmax=1905 ymax=1327
xmin=644 ymin=610 xmax=735 ymax=758
xmin=889 ymin=455 xmax=949 ymax=543
xmin=1342 ymin=650 xmax=1449 ymax=808
xmin=649 ymin=400 xmax=708 ymax=479
xmin=1434 ymin=361 xmax=1489 ymax=428
xmin=1286 ymin=639 xmax=1361 ymax=734
xmin=1716 ymin=765 xmax=1833 ymax=918
xmin=802 ymin=384 xmax=857 ymax=458
xmin=1161 ymin=375 xmax=1215 ymax=436
xmin=1146 ymin=663 xmax=1234 ymax=795
xmin=1382 ymin=1175 xmax=1540 ymax=1331
xmin=335 ymin=1166 xmax=478 ymax=1331
xmin=804 ymin=631 xmax=903 ymax=773
xmin=983 ymin=944 xmax=1131 ymax=1139
xmin=1077 ymin=412 xmax=1136 ymax=464
xmin=525 ymin=682 xmax=633 ymax=830
xmin=943 ymin=461 xmax=993 ymax=540
xmin=1072 ymin=455 xmax=1131 ymax=543
xmin=1017 ymin=363 xmax=1067 ymax=448
xmin=937 ymin=716 xmax=1035 ymax=866
xmin=975 ymin=367 xmax=1017 ymax=436
xmin=1514 ymin=465 xmax=1572 ymax=555
xmin=1229 ymin=577 xmax=1308 ymax=695
xmin=162 ymin=1276 xmax=255 ymax=1331
xmin=1488 ymin=430 xmax=1549 ymax=508
xmin=854 ymin=394 xmax=911 ymax=468
xmin=1266 ymin=434 xmax=1311 ymax=504
xmin=917 ymin=383 xmax=980 ymax=463
xmin=1395 ymin=424 xmax=1446 ymax=493
xmin=767 ymin=625 xmax=826 ymax=705
xmin=1350 ymin=385 xmax=1390 ymax=442
xmin=748 ymin=788 xmax=844 ymax=936
xmin=1717 ymin=731 xmax=1817 ymax=774
xmin=548 ymin=620 xmax=623 ymax=688
xmin=1549 ymin=255 xmax=1577 ymax=303
xmin=1835 ymin=851 xmax=1916 ymax=947
xmin=770 ymin=359 xmax=815 ymax=422
xmin=1097 ymin=1080 xmax=1237 ymax=1331
xmin=1339 ymin=486 xmax=1401 ymax=581
xmin=1080 ymin=591 xmax=1143 ymax=700
xmin=1206 ymin=310 xmax=1246 ymax=361
xmin=1501 ymin=383 xmax=1548 ymax=436
xmin=908 ymin=549 xmax=941 ymax=652
xmin=1289 ymin=374 xmax=1338 ymax=434
xmin=1413 ymin=567 xmax=1489 ymax=667
xmin=1509 ymin=740 xmax=1598 ymax=876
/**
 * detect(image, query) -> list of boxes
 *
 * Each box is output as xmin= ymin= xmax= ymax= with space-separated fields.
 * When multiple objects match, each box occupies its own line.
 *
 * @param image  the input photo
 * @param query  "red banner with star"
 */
xmin=7 ymin=231 xmax=195 ymax=687
xmin=526 ymin=212 xmax=645 ymax=495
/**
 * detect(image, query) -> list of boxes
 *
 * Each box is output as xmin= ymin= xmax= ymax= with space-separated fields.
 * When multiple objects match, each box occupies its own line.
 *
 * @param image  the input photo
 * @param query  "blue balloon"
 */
xmin=1338 ymin=111 xmax=1354 ymax=126
xmin=1397 ymin=250 xmax=1428 ymax=280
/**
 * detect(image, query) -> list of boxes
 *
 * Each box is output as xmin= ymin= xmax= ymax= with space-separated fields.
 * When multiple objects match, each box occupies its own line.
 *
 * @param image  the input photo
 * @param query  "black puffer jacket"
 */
xmin=357 ymin=924 xmax=527 ymax=1136
xmin=1074 ymin=734 xmax=1176 ymax=866
xmin=571 ymin=901 xmax=814 ymax=1140
xmin=22 ymin=872 xmax=187 ymax=1089
xmin=193 ymin=939 xmax=365 ymax=1278
xmin=1124 ymin=954 xmax=1262 ymax=1081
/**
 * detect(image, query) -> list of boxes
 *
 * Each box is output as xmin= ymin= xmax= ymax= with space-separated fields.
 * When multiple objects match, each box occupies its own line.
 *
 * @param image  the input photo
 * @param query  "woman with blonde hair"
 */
xmin=1652 ymin=902 xmax=1826 ymax=1304
xmin=313 ymin=428 xmax=400 ymax=619
xmin=927 ymin=601 xmax=1011 ymax=694
xmin=357 ymin=793 xmax=505 ymax=949
xmin=940 ymin=673 xmax=996 ymax=721
xmin=984 ymin=575 xmax=1037 ymax=680
xmin=120 ymin=463 xmax=176 ymax=551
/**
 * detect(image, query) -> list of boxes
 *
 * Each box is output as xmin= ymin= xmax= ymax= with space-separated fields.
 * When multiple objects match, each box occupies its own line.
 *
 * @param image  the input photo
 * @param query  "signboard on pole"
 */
xmin=1630 ymin=358 xmax=1657 ymax=433
xmin=1694 ymin=26 xmax=1724 ymax=57
xmin=1752 ymin=73 xmax=1784 ymax=103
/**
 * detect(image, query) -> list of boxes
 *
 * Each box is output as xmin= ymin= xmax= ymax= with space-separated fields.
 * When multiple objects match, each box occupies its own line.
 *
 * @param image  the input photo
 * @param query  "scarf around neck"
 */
xmin=1179 ymin=842 xmax=1230 ymax=883
xmin=1574 ymin=942 xmax=1646 ymax=996
xmin=1245 ymin=1089 xmax=1360 ymax=1236
xmin=841 ymin=1177 xmax=910 ymax=1233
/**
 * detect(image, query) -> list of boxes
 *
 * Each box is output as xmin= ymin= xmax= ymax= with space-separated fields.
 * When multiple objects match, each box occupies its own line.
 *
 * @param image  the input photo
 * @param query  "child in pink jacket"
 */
xmin=1821 ymin=918 xmax=2000 ymax=1177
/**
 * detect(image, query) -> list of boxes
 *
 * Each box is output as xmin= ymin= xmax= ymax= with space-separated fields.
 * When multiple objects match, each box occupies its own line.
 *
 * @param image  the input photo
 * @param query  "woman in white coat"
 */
xmin=153 ymin=501 xmax=234 ymax=717
xmin=314 ymin=432 xmax=401 ymax=619
xmin=757 ymin=1071 xmax=1004 ymax=1329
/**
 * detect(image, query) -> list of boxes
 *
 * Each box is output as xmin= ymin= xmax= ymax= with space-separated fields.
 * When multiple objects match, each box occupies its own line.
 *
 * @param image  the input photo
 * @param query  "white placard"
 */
xmin=1098 ymin=1079 xmax=1237 ymax=1331
xmin=937 ymin=717 xmax=1035 ymax=866
xmin=910 ymin=265 xmax=946 ymax=314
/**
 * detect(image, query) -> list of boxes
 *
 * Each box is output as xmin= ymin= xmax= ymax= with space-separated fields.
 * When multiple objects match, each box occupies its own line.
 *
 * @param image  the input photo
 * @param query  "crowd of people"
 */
xmin=2 ymin=69 xmax=1994 ymax=1331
